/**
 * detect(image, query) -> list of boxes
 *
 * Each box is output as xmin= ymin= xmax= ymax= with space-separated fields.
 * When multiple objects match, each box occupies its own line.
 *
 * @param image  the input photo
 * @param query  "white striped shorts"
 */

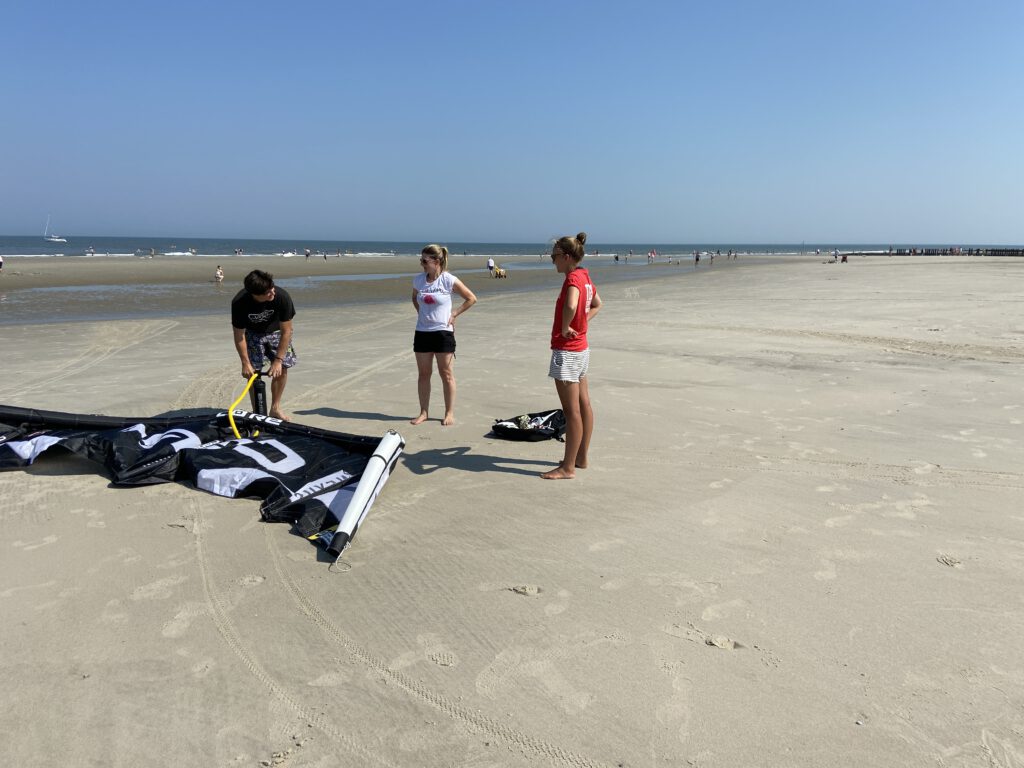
xmin=548 ymin=349 xmax=590 ymax=382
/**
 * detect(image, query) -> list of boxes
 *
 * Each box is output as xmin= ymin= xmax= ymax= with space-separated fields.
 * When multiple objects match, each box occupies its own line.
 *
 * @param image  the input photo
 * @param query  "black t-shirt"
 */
xmin=231 ymin=287 xmax=296 ymax=333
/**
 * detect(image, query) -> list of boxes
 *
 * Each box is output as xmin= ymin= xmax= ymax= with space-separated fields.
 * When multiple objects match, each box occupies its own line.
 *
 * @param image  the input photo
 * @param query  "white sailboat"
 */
xmin=43 ymin=215 xmax=67 ymax=243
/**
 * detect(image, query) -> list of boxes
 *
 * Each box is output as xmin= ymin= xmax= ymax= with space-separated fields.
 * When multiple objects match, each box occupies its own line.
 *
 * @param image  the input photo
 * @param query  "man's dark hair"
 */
xmin=244 ymin=270 xmax=274 ymax=295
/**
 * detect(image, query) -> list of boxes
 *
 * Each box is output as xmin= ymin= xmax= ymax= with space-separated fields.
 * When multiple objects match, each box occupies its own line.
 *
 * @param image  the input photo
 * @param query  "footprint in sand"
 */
xmin=418 ymin=632 xmax=460 ymax=668
xmin=654 ymin=670 xmax=693 ymax=749
xmin=663 ymin=622 xmax=742 ymax=650
xmin=130 ymin=575 xmax=188 ymax=601
xmin=162 ymin=602 xmax=209 ymax=638
xmin=817 ymin=484 xmax=849 ymax=493
xmin=308 ymin=670 xmax=351 ymax=687
xmin=814 ymin=558 xmax=837 ymax=581
xmin=588 ymin=538 xmax=626 ymax=552
xmin=545 ymin=589 xmax=572 ymax=616
xmin=0 ymin=580 xmax=57 ymax=599
xmin=701 ymin=598 xmax=747 ymax=622
xmin=12 ymin=535 xmax=58 ymax=551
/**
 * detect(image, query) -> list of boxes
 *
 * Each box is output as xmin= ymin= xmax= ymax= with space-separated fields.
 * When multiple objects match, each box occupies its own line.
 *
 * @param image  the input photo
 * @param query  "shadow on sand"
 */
xmin=403 ymin=445 xmax=552 ymax=477
xmin=293 ymin=406 xmax=408 ymax=423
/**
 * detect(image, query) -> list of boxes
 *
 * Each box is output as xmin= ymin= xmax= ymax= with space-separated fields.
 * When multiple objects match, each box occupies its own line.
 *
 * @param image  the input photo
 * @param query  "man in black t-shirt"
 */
xmin=231 ymin=269 xmax=297 ymax=420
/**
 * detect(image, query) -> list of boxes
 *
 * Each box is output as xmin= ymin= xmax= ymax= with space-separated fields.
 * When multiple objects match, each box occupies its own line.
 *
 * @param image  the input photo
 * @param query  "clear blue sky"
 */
xmin=3 ymin=0 xmax=1021 ymax=244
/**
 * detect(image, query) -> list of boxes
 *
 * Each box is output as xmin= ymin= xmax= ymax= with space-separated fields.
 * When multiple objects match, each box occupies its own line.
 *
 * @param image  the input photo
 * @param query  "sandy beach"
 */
xmin=2 ymin=255 xmax=1023 ymax=767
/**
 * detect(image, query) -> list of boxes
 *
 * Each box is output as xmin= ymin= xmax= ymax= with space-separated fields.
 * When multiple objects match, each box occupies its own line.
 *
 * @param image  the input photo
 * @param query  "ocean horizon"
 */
xmin=1 ymin=234 xmax=1007 ymax=260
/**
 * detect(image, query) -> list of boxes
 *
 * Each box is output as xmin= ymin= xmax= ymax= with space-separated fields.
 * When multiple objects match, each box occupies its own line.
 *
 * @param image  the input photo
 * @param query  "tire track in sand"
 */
xmin=265 ymin=529 xmax=611 ymax=768
xmin=8 ymin=319 xmax=180 ymax=399
xmin=291 ymin=350 xmax=409 ymax=410
xmin=189 ymin=495 xmax=398 ymax=768
xmin=166 ymin=364 xmax=238 ymax=412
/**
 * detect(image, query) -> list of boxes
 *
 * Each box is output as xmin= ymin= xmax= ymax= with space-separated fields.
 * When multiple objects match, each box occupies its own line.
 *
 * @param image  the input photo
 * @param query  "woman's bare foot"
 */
xmin=442 ymin=413 xmax=455 ymax=426
xmin=574 ymin=459 xmax=589 ymax=469
xmin=541 ymin=467 xmax=575 ymax=480
xmin=269 ymin=409 xmax=290 ymax=421
xmin=410 ymin=412 xmax=429 ymax=426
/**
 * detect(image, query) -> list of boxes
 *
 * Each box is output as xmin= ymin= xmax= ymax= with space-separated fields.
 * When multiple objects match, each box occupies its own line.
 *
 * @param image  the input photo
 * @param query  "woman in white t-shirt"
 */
xmin=410 ymin=244 xmax=477 ymax=426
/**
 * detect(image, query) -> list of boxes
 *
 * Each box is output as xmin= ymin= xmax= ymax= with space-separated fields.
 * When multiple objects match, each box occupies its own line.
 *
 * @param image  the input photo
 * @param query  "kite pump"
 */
xmin=228 ymin=369 xmax=269 ymax=439
xmin=250 ymin=373 xmax=268 ymax=417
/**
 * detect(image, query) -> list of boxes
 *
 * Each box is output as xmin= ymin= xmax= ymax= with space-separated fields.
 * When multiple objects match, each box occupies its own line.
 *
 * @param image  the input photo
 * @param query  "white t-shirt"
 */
xmin=487 ymin=258 xmax=495 ymax=269
xmin=414 ymin=271 xmax=458 ymax=332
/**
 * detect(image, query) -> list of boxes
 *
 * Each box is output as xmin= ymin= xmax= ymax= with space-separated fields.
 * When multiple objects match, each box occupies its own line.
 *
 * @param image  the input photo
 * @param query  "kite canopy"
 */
xmin=0 ymin=405 xmax=404 ymax=560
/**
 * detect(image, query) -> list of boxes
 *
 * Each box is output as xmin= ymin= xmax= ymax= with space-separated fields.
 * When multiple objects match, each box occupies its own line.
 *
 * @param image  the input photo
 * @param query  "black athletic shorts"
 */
xmin=413 ymin=330 xmax=456 ymax=354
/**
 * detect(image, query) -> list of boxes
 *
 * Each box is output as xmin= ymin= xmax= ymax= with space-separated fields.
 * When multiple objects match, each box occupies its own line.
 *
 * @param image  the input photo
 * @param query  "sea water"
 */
xmin=0 ymin=234 xmax=909 ymax=261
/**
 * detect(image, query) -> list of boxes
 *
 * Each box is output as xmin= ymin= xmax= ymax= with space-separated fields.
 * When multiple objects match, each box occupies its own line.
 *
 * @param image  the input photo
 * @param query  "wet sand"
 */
xmin=0 ymin=253 xmax=722 ymax=324
xmin=2 ymin=255 xmax=1023 ymax=766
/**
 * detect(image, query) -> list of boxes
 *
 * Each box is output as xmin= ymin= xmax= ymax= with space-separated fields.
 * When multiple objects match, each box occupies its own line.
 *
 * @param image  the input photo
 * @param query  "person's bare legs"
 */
xmin=575 ymin=375 xmax=593 ymax=469
xmin=541 ymin=379 xmax=581 ymax=479
xmin=436 ymin=352 xmax=456 ymax=425
xmin=410 ymin=352 xmax=434 ymax=425
xmin=269 ymin=370 xmax=289 ymax=421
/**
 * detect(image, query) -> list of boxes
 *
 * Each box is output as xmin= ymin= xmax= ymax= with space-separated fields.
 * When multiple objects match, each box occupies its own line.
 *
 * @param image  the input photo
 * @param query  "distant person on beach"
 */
xmin=0 ymin=254 xmax=4 ymax=274
xmin=231 ymin=269 xmax=297 ymax=421
xmin=543 ymin=232 xmax=602 ymax=480
xmin=410 ymin=244 xmax=478 ymax=426
xmin=215 ymin=265 xmax=224 ymax=283
xmin=487 ymin=256 xmax=495 ymax=276
xmin=304 ymin=248 xmax=311 ymax=261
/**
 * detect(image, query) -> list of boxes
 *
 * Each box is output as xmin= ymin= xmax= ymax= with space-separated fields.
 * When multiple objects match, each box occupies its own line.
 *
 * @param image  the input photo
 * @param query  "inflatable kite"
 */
xmin=0 ymin=405 xmax=404 ymax=560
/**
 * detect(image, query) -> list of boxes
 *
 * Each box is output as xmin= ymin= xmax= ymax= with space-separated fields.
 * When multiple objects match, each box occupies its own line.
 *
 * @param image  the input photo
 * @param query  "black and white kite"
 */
xmin=0 ymin=405 xmax=404 ymax=560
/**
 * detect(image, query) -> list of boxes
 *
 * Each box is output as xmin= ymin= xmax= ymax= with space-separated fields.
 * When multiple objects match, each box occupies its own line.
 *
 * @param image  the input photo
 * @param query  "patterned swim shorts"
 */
xmin=245 ymin=330 xmax=298 ymax=370
xmin=548 ymin=349 xmax=590 ymax=382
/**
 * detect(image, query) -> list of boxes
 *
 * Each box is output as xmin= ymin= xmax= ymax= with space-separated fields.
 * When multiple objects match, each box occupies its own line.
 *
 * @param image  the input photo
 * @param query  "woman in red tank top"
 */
xmin=542 ymin=232 xmax=603 ymax=480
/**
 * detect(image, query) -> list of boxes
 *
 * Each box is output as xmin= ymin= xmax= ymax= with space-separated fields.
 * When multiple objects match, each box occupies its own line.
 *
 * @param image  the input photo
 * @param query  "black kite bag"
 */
xmin=490 ymin=409 xmax=566 ymax=442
